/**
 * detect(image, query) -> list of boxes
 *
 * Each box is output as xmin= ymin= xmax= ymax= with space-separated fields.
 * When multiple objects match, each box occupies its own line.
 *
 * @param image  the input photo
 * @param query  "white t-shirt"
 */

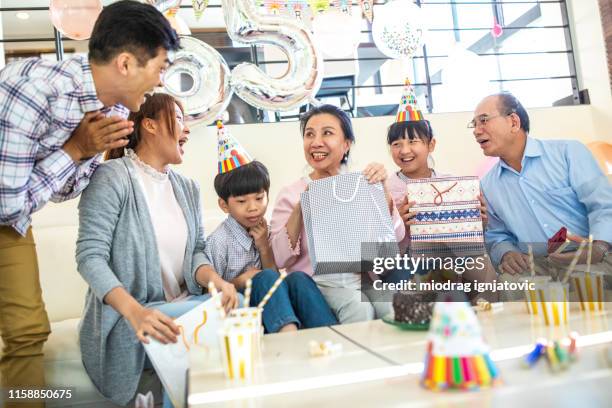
xmin=127 ymin=149 xmax=188 ymax=302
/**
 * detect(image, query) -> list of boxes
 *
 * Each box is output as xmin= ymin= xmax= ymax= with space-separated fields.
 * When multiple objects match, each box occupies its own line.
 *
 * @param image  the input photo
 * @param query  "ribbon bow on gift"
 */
xmin=431 ymin=182 xmax=458 ymax=206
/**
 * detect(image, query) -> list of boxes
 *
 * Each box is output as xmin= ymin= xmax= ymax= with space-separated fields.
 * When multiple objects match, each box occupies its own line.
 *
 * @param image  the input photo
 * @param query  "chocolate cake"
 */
xmin=392 ymin=291 xmax=436 ymax=324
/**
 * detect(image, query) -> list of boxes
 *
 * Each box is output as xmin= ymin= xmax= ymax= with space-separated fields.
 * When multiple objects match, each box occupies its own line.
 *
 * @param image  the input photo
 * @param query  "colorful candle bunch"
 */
xmin=421 ymin=341 xmax=500 ymax=390
xmin=523 ymin=332 xmax=579 ymax=373
xmin=422 ymin=300 xmax=501 ymax=391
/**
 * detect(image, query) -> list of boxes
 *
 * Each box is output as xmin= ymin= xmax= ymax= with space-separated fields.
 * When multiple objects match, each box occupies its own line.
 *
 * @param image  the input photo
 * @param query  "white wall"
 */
xmin=31 ymin=103 xmax=599 ymax=235
xmin=567 ymin=0 xmax=612 ymax=140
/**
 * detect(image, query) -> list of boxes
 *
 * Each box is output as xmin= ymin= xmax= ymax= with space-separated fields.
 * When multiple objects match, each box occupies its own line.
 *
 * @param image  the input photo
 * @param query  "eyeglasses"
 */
xmin=467 ymin=111 xmax=515 ymax=129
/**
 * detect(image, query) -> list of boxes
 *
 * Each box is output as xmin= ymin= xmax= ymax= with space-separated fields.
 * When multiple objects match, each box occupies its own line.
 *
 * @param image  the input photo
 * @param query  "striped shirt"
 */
xmin=204 ymin=215 xmax=262 ymax=282
xmin=0 ymin=55 xmax=129 ymax=235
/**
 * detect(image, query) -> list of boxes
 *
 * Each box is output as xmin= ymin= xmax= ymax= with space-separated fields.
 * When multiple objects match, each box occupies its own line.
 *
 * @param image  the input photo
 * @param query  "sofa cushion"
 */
xmin=1 ymin=318 xmax=162 ymax=407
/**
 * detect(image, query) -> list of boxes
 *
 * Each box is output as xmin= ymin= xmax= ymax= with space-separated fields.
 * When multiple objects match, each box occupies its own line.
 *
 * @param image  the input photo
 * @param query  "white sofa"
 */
xmin=1 ymin=215 xmax=162 ymax=407
xmin=1 ymin=114 xmax=606 ymax=407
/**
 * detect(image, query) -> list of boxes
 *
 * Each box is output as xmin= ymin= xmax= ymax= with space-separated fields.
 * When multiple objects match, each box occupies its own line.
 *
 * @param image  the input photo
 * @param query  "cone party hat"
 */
xmin=396 ymin=78 xmax=425 ymax=123
xmin=217 ymin=120 xmax=253 ymax=174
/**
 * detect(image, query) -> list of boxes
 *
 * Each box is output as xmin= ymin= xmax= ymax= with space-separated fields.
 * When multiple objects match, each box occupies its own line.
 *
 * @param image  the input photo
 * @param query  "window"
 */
xmin=0 ymin=0 xmax=579 ymax=124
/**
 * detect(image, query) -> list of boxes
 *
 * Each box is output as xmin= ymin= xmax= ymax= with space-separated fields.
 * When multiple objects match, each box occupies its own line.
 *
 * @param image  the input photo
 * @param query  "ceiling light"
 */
xmin=16 ymin=12 xmax=30 ymax=20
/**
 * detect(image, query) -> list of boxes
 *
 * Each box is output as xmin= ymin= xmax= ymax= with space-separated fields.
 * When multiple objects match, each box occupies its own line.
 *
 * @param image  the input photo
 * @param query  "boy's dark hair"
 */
xmin=494 ymin=92 xmax=530 ymax=134
xmin=214 ymin=161 xmax=271 ymax=202
xmin=299 ymin=104 xmax=355 ymax=164
xmin=387 ymin=120 xmax=434 ymax=145
xmin=89 ymin=0 xmax=181 ymax=66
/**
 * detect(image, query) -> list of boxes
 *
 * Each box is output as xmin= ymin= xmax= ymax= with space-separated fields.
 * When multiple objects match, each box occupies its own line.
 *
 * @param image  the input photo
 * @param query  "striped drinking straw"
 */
xmin=257 ymin=271 xmax=287 ymax=309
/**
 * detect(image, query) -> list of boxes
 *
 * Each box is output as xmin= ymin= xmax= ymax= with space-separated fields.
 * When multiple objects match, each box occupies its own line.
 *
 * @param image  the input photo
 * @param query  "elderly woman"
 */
xmin=76 ymin=93 xmax=239 ymax=407
xmin=270 ymin=104 xmax=406 ymax=323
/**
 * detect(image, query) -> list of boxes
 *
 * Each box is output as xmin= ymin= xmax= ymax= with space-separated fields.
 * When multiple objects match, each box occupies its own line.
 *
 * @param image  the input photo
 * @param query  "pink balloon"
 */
xmin=49 ymin=0 xmax=103 ymax=41
xmin=473 ymin=156 xmax=499 ymax=179
xmin=491 ymin=17 xmax=503 ymax=39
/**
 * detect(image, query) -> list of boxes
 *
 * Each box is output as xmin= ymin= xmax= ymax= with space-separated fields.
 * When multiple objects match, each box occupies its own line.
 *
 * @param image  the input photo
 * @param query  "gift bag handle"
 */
xmin=332 ymin=174 xmax=363 ymax=203
xmin=366 ymin=182 xmax=396 ymax=240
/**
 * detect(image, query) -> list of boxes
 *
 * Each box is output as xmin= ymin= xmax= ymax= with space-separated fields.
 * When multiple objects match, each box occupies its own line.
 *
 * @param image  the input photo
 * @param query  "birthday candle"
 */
xmin=474 ymin=355 xmax=491 ymax=386
xmin=452 ymin=357 xmax=463 ymax=385
xmin=424 ymin=342 xmax=435 ymax=387
xmin=461 ymin=357 xmax=477 ymax=388
xmin=445 ymin=357 xmax=453 ymax=388
xmin=484 ymin=353 xmax=499 ymax=380
xmin=523 ymin=341 xmax=545 ymax=368
xmin=545 ymin=343 xmax=560 ymax=373
xmin=568 ymin=332 xmax=579 ymax=360
xmin=433 ymin=356 xmax=446 ymax=387
xmin=554 ymin=341 xmax=569 ymax=369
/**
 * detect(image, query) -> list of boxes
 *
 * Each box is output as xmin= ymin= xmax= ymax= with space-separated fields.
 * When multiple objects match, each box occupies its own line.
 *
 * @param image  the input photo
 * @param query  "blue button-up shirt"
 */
xmin=481 ymin=137 xmax=612 ymax=265
xmin=0 ymin=56 xmax=129 ymax=235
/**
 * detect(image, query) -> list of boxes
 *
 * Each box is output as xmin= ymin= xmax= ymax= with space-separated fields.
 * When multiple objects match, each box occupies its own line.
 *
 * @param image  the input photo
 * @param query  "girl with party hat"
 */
xmin=386 ymin=80 xmax=497 ymax=297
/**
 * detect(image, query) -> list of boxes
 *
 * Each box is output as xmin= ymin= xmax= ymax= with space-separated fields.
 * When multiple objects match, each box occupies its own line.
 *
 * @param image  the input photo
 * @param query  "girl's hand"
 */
xmin=399 ymin=195 xmax=418 ymax=227
xmin=362 ymin=162 xmax=388 ymax=184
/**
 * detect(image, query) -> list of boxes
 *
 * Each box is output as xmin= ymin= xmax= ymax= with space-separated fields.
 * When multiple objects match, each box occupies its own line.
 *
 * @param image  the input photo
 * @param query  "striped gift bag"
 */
xmin=405 ymin=176 xmax=485 ymax=257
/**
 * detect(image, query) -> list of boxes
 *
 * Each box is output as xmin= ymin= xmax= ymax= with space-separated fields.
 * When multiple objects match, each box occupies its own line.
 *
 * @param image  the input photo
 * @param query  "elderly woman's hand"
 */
xmin=362 ymin=162 xmax=388 ymax=184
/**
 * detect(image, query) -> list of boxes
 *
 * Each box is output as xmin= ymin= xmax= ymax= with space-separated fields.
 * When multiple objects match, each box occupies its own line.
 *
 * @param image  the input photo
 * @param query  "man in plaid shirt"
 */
xmin=0 ymin=1 xmax=180 ymax=402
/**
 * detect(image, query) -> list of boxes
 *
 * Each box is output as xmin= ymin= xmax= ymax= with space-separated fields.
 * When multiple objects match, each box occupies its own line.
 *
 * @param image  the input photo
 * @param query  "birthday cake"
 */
xmin=392 ymin=291 xmax=436 ymax=324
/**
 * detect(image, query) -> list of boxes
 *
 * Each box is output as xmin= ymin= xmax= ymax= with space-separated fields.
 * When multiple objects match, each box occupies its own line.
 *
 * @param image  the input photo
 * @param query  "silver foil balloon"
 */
xmin=221 ymin=0 xmax=324 ymax=111
xmin=145 ymin=0 xmax=181 ymax=12
xmin=161 ymin=36 xmax=233 ymax=127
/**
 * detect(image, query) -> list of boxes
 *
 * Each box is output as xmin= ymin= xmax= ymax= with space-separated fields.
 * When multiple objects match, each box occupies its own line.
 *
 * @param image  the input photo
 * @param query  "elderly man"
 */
xmin=471 ymin=92 xmax=612 ymax=281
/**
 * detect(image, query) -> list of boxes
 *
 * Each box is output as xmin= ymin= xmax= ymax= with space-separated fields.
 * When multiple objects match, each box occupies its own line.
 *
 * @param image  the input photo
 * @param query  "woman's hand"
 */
xmin=126 ymin=306 xmax=180 ymax=345
xmin=399 ymin=195 xmax=418 ymax=229
xmin=362 ymin=162 xmax=388 ymax=184
xmin=478 ymin=194 xmax=488 ymax=229
xmin=217 ymin=280 xmax=240 ymax=312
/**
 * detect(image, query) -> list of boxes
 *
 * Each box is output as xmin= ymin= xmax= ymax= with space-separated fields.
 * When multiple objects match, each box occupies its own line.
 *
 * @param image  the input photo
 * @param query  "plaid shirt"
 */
xmin=0 ymin=55 xmax=129 ymax=235
xmin=204 ymin=215 xmax=262 ymax=282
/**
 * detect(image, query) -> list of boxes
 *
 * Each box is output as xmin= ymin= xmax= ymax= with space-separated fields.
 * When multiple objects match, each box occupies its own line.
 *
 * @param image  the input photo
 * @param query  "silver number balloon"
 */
xmin=221 ymin=0 xmax=324 ymax=111
xmin=162 ymin=36 xmax=233 ymax=126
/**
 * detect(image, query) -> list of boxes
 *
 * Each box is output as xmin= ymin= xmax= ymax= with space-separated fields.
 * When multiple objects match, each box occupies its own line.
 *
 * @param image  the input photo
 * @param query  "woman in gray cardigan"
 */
xmin=76 ymin=94 xmax=239 ymax=406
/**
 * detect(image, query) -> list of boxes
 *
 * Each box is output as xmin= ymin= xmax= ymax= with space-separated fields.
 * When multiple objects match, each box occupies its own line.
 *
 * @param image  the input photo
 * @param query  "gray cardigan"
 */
xmin=76 ymin=157 xmax=207 ymax=406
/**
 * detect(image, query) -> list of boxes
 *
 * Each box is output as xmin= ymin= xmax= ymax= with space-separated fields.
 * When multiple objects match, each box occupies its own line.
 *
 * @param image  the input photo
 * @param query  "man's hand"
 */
xmin=249 ymin=218 xmax=270 ymax=251
xmin=500 ymin=251 xmax=530 ymax=275
xmin=549 ymin=240 xmax=609 ymax=265
xmin=478 ymin=194 xmax=488 ymax=228
xmin=63 ymin=112 xmax=134 ymax=162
